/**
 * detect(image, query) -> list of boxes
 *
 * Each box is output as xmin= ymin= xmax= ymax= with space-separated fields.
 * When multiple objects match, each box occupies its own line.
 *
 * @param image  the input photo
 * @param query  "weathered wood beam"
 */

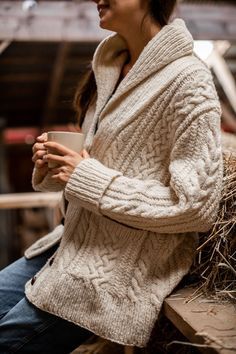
xmin=0 ymin=192 xmax=62 ymax=209
xmin=1 ymin=2 xmax=236 ymax=41
xmin=163 ymin=287 xmax=236 ymax=354
xmin=0 ymin=1 xmax=111 ymax=42
xmin=42 ymin=42 xmax=71 ymax=127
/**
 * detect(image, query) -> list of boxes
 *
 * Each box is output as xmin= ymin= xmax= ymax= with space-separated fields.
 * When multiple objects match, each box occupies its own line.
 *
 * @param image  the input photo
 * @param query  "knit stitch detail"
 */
xmin=65 ymin=71 xmax=222 ymax=233
xmin=25 ymin=212 xmax=197 ymax=347
xmin=65 ymin=158 xmax=122 ymax=215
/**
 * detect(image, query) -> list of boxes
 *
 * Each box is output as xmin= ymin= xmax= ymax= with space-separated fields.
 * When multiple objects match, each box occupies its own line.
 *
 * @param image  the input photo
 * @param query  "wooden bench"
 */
xmin=163 ymin=287 xmax=236 ymax=354
xmin=125 ymin=287 xmax=236 ymax=354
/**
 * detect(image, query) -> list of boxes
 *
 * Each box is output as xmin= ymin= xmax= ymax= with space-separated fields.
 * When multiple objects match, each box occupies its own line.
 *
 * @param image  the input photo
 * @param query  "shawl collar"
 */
xmin=92 ymin=18 xmax=194 ymax=117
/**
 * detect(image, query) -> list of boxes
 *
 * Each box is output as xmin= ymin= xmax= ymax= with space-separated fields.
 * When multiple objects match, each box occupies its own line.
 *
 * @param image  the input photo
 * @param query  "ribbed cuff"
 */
xmin=32 ymin=168 xmax=63 ymax=192
xmin=65 ymin=158 xmax=122 ymax=215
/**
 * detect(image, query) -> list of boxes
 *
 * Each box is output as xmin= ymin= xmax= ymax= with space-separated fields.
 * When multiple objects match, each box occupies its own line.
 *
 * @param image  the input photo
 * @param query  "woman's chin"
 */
xmin=99 ymin=18 xmax=114 ymax=31
xmin=99 ymin=20 xmax=108 ymax=29
xmin=99 ymin=21 xmax=107 ymax=29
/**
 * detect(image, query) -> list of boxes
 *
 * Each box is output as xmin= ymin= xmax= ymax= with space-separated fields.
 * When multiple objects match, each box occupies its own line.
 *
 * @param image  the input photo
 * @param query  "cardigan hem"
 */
xmin=25 ymin=268 xmax=162 ymax=347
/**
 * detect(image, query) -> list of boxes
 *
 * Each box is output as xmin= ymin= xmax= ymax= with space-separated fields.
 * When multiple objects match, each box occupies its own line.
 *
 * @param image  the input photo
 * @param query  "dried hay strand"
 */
xmin=189 ymin=151 xmax=236 ymax=302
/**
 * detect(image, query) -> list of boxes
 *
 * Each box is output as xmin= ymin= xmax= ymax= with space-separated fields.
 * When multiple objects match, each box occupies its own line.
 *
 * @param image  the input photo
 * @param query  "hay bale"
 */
xmin=190 ymin=150 xmax=236 ymax=302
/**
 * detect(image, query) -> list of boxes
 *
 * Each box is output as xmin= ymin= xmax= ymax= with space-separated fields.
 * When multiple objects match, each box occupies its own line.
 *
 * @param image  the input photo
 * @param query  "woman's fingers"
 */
xmin=81 ymin=149 xmax=90 ymax=158
xmin=43 ymin=152 xmax=65 ymax=165
xmin=44 ymin=141 xmax=74 ymax=156
xmin=32 ymin=142 xmax=47 ymax=154
xmin=32 ymin=132 xmax=47 ymax=153
xmin=36 ymin=132 xmax=48 ymax=142
xmin=35 ymin=158 xmax=47 ymax=168
xmin=43 ymin=143 xmax=89 ymax=159
xmin=50 ymin=167 xmax=61 ymax=174
xmin=32 ymin=149 xmax=47 ymax=163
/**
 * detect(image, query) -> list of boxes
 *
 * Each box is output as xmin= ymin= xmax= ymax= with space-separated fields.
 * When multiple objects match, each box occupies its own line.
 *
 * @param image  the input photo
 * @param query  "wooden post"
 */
xmin=42 ymin=42 xmax=71 ymax=128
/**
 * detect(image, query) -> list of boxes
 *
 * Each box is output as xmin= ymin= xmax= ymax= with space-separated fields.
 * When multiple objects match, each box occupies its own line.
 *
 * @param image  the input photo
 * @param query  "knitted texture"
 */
xmin=25 ymin=19 xmax=223 ymax=347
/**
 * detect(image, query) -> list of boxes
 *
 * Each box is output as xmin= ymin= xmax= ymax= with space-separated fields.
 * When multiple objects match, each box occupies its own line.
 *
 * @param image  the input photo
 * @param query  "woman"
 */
xmin=0 ymin=0 xmax=223 ymax=352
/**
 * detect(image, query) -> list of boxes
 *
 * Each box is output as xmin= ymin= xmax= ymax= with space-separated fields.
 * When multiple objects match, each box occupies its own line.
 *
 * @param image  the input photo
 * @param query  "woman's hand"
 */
xmin=32 ymin=133 xmax=49 ymax=180
xmin=43 ymin=141 xmax=90 ymax=187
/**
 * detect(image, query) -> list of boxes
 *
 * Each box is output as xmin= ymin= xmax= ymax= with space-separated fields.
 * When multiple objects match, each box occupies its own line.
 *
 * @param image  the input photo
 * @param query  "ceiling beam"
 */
xmin=0 ymin=1 xmax=111 ymax=42
xmin=0 ymin=2 xmax=236 ymax=41
xmin=175 ymin=4 xmax=236 ymax=40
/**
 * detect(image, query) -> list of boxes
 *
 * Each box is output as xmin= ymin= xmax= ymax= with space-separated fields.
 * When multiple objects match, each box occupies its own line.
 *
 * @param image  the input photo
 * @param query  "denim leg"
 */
xmin=0 ymin=297 xmax=92 ymax=354
xmin=0 ymin=244 xmax=58 ymax=320
xmin=0 ymin=244 xmax=92 ymax=354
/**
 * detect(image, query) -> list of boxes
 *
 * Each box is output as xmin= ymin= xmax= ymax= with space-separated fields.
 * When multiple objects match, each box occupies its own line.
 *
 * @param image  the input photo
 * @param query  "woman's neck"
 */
xmin=120 ymin=20 xmax=161 ymax=74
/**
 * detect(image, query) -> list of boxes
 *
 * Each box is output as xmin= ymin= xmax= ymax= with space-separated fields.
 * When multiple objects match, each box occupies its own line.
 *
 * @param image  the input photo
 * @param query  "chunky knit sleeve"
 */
xmin=65 ymin=73 xmax=223 ymax=233
xmin=32 ymin=168 xmax=63 ymax=192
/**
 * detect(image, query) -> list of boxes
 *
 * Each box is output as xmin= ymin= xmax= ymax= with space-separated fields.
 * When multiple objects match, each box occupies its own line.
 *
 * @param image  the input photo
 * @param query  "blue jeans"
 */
xmin=0 ymin=244 xmax=92 ymax=354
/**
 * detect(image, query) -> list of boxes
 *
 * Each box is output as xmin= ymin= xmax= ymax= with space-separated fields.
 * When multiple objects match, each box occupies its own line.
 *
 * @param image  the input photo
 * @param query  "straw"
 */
xmin=188 ymin=151 xmax=236 ymax=302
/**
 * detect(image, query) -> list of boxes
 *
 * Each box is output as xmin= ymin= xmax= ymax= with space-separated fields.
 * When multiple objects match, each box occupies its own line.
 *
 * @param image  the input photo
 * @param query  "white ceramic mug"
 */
xmin=47 ymin=131 xmax=85 ymax=168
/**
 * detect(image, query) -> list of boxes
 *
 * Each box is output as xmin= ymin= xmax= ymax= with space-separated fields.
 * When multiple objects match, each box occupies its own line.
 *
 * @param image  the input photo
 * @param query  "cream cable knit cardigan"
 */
xmin=25 ymin=19 xmax=223 ymax=347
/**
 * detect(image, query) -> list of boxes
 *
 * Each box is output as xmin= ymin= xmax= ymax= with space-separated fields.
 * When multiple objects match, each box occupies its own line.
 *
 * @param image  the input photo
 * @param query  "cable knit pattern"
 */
xmin=25 ymin=19 xmax=223 ymax=347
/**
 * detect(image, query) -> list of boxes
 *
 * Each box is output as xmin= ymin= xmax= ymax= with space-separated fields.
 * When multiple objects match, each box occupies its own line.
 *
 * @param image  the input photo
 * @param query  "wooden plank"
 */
xmin=1 ymin=2 xmax=236 ymax=41
xmin=163 ymin=287 xmax=236 ymax=354
xmin=0 ymin=192 xmax=62 ymax=209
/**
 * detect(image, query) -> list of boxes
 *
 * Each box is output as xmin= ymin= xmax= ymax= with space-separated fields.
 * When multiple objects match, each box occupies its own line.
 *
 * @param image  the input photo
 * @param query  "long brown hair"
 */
xmin=73 ymin=64 xmax=97 ymax=128
xmin=149 ymin=0 xmax=177 ymax=27
xmin=74 ymin=0 xmax=177 ymax=128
